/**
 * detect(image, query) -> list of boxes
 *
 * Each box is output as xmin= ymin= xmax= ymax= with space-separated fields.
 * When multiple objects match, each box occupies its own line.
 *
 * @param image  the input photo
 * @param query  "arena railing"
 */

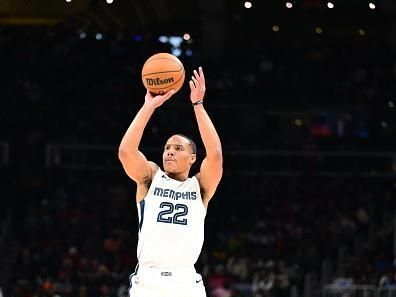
xmin=323 ymin=285 xmax=396 ymax=297
xmin=45 ymin=143 xmax=396 ymax=177
xmin=323 ymin=284 xmax=377 ymax=297
xmin=378 ymin=285 xmax=396 ymax=297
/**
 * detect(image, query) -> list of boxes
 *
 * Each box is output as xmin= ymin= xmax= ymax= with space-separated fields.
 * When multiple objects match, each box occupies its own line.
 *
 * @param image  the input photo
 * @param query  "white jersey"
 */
xmin=136 ymin=168 xmax=207 ymax=269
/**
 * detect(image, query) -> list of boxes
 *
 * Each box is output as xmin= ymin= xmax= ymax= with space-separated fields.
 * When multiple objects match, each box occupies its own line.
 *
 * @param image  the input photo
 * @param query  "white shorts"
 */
xmin=128 ymin=265 xmax=207 ymax=297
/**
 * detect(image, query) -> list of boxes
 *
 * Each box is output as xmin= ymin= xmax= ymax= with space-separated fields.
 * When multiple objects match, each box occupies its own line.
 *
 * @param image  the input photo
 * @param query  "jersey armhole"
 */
xmin=192 ymin=176 xmax=207 ymax=211
xmin=139 ymin=167 xmax=162 ymax=203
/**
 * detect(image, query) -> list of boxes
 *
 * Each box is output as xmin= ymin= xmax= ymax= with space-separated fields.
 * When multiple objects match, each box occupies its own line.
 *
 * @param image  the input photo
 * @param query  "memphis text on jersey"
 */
xmin=145 ymin=77 xmax=174 ymax=86
xmin=153 ymin=187 xmax=197 ymax=201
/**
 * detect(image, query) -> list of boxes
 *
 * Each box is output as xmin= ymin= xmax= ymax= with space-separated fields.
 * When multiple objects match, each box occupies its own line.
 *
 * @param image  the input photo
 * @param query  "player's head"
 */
xmin=163 ymin=134 xmax=196 ymax=174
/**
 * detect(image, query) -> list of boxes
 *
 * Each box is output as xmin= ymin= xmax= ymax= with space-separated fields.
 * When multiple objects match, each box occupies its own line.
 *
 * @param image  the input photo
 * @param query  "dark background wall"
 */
xmin=0 ymin=1 xmax=395 ymax=297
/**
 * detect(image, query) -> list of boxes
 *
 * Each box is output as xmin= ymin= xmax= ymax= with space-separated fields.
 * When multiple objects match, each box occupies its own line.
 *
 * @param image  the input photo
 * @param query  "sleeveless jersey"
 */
xmin=136 ymin=168 xmax=207 ymax=269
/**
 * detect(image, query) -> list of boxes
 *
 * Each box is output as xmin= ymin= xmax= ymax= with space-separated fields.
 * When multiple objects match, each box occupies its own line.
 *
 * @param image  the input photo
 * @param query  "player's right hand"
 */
xmin=144 ymin=89 xmax=175 ymax=109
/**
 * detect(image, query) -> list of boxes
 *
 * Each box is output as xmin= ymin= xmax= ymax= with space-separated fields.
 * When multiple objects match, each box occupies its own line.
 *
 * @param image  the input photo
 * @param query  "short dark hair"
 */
xmin=175 ymin=134 xmax=197 ymax=154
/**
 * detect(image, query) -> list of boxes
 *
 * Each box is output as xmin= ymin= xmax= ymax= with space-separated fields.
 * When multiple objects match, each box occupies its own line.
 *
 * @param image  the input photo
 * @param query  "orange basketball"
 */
xmin=141 ymin=53 xmax=185 ymax=95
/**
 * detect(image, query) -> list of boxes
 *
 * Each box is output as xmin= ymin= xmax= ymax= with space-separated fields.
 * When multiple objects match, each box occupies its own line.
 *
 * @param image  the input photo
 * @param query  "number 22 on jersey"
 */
xmin=157 ymin=202 xmax=189 ymax=225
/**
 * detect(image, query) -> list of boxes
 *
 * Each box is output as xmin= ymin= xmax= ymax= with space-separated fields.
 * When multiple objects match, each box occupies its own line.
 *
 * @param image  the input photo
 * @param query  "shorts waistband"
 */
xmin=137 ymin=264 xmax=196 ymax=278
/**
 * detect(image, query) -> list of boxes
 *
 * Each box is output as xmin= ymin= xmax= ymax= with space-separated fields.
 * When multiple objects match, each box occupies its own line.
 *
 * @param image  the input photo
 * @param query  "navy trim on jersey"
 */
xmin=127 ymin=264 xmax=139 ymax=297
xmin=139 ymin=200 xmax=145 ymax=231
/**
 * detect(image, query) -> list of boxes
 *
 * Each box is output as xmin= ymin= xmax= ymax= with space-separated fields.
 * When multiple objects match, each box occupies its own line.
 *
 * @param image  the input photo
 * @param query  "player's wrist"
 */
xmin=142 ymin=101 xmax=158 ymax=112
xmin=192 ymin=100 xmax=204 ymax=106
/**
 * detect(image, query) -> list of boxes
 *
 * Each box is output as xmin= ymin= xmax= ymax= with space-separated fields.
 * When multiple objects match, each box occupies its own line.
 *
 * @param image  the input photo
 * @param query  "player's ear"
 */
xmin=190 ymin=154 xmax=196 ymax=165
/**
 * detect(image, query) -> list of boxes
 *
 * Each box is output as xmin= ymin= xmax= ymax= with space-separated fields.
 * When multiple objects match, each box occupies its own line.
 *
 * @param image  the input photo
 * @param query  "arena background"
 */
xmin=0 ymin=0 xmax=395 ymax=296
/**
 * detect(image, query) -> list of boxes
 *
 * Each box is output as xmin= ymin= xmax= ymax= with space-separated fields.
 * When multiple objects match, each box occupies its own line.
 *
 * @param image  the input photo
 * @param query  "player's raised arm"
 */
xmin=118 ymin=90 xmax=174 ymax=184
xmin=190 ymin=67 xmax=223 ymax=205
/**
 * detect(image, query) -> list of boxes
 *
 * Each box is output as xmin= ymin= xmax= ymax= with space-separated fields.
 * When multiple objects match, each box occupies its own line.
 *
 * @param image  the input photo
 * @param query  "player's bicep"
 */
xmin=196 ymin=155 xmax=223 ymax=202
xmin=118 ymin=150 xmax=157 ymax=183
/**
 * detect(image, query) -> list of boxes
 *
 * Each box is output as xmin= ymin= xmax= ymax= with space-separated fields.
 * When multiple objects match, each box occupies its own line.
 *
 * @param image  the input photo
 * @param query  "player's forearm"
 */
xmin=193 ymin=104 xmax=222 ymax=158
xmin=119 ymin=104 xmax=155 ymax=155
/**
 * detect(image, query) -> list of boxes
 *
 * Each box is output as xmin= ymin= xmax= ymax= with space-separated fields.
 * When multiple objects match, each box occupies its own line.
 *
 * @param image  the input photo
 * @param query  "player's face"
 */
xmin=163 ymin=135 xmax=196 ymax=174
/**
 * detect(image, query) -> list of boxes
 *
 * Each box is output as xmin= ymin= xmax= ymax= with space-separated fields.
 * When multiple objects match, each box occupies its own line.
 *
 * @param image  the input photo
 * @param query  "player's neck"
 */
xmin=165 ymin=171 xmax=189 ymax=182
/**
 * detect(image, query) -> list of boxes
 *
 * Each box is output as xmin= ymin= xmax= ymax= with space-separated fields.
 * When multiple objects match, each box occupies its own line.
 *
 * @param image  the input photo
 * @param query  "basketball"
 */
xmin=141 ymin=53 xmax=185 ymax=95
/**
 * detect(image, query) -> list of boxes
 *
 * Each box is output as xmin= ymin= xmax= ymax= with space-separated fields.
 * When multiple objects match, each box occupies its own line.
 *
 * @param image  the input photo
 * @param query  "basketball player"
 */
xmin=118 ymin=67 xmax=223 ymax=297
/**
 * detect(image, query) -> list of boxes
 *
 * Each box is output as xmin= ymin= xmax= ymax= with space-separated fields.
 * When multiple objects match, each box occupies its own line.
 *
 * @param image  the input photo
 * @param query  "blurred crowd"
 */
xmin=0 ymin=20 xmax=395 ymax=297
xmin=7 ymin=174 xmax=395 ymax=297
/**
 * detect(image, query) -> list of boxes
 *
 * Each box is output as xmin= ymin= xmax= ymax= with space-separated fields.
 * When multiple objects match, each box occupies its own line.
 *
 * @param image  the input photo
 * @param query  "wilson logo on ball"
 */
xmin=145 ymin=77 xmax=175 ymax=86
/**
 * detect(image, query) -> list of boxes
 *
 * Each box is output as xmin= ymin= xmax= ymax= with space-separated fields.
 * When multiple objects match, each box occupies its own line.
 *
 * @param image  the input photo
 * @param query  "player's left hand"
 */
xmin=189 ymin=67 xmax=206 ymax=104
